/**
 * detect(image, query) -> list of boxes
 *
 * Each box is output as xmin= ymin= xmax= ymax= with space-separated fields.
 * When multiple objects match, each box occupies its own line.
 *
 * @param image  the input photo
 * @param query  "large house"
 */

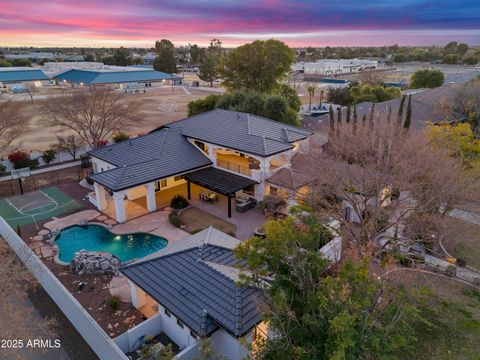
xmin=120 ymin=227 xmax=267 ymax=358
xmin=88 ymin=109 xmax=311 ymax=222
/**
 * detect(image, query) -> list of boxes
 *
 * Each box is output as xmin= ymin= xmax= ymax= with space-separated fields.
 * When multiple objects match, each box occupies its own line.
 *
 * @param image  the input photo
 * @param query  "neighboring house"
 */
xmin=304 ymin=84 xmax=461 ymax=132
xmin=120 ymin=227 xmax=267 ymax=358
xmin=88 ymin=109 xmax=311 ymax=222
xmin=0 ymin=67 xmax=50 ymax=92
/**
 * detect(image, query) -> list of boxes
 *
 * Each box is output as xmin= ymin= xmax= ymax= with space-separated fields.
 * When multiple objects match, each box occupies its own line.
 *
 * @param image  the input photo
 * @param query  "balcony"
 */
xmin=216 ymin=159 xmax=252 ymax=177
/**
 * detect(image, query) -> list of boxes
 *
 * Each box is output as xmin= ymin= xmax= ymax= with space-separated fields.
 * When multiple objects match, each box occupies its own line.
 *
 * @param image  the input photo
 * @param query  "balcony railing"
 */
xmin=216 ymin=159 xmax=252 ymax=177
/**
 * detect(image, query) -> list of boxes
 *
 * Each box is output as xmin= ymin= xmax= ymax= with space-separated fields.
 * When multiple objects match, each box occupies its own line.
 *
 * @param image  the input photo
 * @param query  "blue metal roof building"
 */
xmin=53 ymin=68 xmax=180 ymax=85
xmin=0 ymin=67 xmax=50 ymax=83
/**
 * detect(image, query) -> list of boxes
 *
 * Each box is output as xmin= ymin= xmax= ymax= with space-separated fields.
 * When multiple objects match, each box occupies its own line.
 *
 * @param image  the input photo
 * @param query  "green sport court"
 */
xmin=0 ymin=187 xmax=84 ymax=228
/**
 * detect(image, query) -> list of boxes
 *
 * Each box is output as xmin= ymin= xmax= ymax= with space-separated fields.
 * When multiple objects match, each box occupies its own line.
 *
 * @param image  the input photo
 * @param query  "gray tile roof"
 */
xmin=163 ymin=109 xmax=310 ymax=157
xmin=121 ymin=227 xmax=263 ymax=337
xmin=88 ymin=129 xmax=212 ymax=191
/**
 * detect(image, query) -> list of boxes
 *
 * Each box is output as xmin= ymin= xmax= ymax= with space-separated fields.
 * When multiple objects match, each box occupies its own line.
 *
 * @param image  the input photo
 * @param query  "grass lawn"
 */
xmin=179 ymin=207 xmax=237 ymax=236
xmin=443 ymin=216 xmax=480 ymax=269
xmin=393 ymin=271 xmax=480 ymax=360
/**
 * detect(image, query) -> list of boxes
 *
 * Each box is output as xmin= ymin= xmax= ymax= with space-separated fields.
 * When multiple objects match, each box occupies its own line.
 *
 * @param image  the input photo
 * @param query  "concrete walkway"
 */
xmin=449 ymin=208 xmax=480 ymax=226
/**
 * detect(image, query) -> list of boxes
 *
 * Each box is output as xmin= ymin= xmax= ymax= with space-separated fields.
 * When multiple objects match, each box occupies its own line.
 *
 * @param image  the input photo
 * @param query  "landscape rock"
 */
xmin=70 ymin=251 xmax=120 ymax=275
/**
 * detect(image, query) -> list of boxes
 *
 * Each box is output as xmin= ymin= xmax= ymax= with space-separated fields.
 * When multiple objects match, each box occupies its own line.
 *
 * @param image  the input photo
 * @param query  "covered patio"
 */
xmin=183 ymin=167 xmax=258 ymax=218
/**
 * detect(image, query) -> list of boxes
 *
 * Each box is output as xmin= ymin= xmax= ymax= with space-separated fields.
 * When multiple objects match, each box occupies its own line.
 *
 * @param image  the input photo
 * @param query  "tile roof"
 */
xmin=53 ymin=69 xmax=180 ymax=84
xmin=163 ymin=109 xmax=310 ymax=157
xmin=0 ymin=67 xmax=49 ymax=83
xmin=121 ymin=227 xmax=263 ymax=337
xmin=88 ymin=129 xmax=212 ymax=191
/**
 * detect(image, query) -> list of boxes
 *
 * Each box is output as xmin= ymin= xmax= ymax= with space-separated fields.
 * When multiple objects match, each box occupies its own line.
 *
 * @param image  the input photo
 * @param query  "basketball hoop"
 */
xmin=11 ymin=167 xmax=31 ymax=195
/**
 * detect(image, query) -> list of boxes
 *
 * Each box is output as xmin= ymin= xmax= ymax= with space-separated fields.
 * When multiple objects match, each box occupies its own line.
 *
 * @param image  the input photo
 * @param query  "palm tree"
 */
xmin=307 ymin=83 xmax=316 ymax=112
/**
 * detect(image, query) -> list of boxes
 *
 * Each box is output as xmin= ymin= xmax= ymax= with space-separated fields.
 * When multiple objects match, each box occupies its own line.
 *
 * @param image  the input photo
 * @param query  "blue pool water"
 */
xmin=55 ymin=225 xmax=168 ymax=263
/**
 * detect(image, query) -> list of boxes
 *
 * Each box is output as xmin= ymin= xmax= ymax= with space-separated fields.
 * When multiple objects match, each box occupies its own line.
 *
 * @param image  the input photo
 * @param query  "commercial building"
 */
xmin=0 ymin=66 xmax=50 ymax=92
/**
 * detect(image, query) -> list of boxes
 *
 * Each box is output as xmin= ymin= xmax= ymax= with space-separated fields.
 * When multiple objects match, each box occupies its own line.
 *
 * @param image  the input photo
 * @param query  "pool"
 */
xmin=55 ymin=224 xmax=168 ymax=263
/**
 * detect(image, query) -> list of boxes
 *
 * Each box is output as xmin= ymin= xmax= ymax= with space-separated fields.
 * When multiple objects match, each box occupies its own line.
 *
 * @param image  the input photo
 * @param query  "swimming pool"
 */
xmin=55 ymin=224 xmax=168 ymax=263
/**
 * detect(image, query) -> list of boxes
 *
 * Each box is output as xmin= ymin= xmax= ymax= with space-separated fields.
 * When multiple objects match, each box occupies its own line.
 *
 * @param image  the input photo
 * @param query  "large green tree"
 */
xmin=410 ymin=68 xmax=445 ymax=88
xmin=219 ymin=39 xmax=295 ymax=92
xmin=198 ymin=39 xmax=223 ymax=87
xmin=235 ymin=216 xmax=425 ymax=360
xmin=154 ymin=39 xmax=177 ymax=73
xmin=187 ymin=90 xmax=300 ymax=126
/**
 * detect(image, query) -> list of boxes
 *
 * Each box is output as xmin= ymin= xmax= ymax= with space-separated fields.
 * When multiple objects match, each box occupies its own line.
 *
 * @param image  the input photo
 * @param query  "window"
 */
xmin=155 ymin=179 xmax=167 ymax=192
xmin=164 ymin=308 xmax=171 ymax=317
xmin=270 ymin=187 xmax=278 ymax=196
xmin=177 ymin=319 xmax=185 ymax=328
xmin=174 ymin=175 xmax=184 ymax=182
xmin=190 ymin=330 xmax=198 ymax=339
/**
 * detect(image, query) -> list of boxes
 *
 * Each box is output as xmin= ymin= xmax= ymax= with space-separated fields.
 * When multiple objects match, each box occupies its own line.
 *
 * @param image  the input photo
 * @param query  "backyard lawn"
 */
xmin=179 ymin=207 xmax=237 ymax=236
xmin=393 ymin=270 xmax=480 ymax=360
xmin=443 ymin=216 xmax=480 ymax=269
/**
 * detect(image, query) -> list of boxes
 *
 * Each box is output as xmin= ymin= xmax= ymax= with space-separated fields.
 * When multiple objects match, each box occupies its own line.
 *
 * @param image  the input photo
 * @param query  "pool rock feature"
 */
xmin=70 ymin=251 xmax=120 ymax=275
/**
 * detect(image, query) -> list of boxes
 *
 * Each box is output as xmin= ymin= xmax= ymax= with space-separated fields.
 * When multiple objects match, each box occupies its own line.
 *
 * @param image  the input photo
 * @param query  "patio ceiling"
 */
xmin=184 ymin=167 xmax=257 ymax=197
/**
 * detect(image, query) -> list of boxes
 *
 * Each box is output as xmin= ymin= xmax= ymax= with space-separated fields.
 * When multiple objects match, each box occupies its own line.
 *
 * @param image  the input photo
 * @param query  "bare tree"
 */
xmin=358 ymin=69 xmax=386 ymax=85
xmin=54 ymin=135 xmax=85 ymax=160
xmin=40 ymin=87 xmax=138 ymax=149
xmin=24 ymin=83 xmax=37 ymax=103
xmin=0 ymin=100 xmax=28 ymax=157
xmin=300 ymin=116 xmax=474 ymax=258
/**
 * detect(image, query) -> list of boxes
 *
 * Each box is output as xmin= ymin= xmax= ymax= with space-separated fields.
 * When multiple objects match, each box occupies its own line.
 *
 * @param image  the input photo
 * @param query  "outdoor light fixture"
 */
xmin=114 ymin=235 xmax=121 ymax=241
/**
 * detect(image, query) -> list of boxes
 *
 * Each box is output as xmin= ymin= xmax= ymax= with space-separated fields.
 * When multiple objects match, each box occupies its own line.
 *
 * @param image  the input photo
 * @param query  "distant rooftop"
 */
xmin=0 ymin=67 xmax=49 ymax=83
xmin=53 ymin=68 xmax=181 ymax=84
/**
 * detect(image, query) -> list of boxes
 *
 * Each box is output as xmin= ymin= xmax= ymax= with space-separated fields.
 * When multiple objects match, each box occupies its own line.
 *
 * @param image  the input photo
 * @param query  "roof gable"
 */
xmin=121 ymin=235 xmax=263 ymax=337
xmin=164 ymin=109 xmax=310 ymax=157
xmin=89 ymin=129 xmax=212 ymax=191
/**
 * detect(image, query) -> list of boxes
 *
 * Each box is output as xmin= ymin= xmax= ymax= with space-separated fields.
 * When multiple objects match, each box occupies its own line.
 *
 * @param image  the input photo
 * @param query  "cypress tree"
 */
xmin=369 ymin=103 xmax=375 ymax=129
xmin=337 ymin=107 xmax=342 ymax=127
xmin=328 ymin=105 xmax=335 ymax=131
xmin=362 ymin=113 xmax=367 ymax=127
xmin=353 ymin=106 xmax=358 ymax=133
xmin=346 ymin=106 xmax=351 ymax=124
xmin=387 ymin=106 xmax=392 ymax=124
xmin=404 ymin=95 xmax=412 ymax=130
xmin=397 ymin=95 xmax=406 ymax=127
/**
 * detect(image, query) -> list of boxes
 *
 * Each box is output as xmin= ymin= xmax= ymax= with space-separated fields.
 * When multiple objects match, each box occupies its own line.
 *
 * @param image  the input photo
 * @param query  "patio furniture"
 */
xmin=236 ymin=193 xmax=256 ymax=213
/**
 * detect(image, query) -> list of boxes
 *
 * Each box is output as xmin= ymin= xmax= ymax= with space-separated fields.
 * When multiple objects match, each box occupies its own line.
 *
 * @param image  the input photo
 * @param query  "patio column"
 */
xmin=128 ymin=280 xmax=146 ymax=309
xmin=145 ymin=182 xmax=156 ymax=212
xmin=187 ymin=180 xmax=191 ymax=200
xmin=93 ymin=182 xmax=107 ymax=211
xmin=112 ymin=191 xmax=126 ymax=223
xmin=227 ymin=195 xmax=232 ymax=218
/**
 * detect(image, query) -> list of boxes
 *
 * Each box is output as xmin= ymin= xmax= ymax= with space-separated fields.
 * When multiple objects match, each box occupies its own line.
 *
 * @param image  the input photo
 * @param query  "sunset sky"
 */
xmin=1 ymin=0 xmax=479 ymax=48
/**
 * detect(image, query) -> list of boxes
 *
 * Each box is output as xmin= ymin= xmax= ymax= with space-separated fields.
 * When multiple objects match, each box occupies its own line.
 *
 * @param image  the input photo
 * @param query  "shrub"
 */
xmin=190 ymin=228 xmax=204 ymax=234
xmin=85 ymin=175 xmax=94 ymax=185
xmin=261 ymin=195 xmax=286 ymax=215
xmin=170 ymin=194 xmax=189 ymax=209
xmin=41 ymin=148 xmax=56 ymax=164
xmin=456 ymin=258 xmax=467 ymax=267
xmin=112 ymin=132 xmax=130 ymax=143
xmin=0 ymin=163 xmax=6 ymax=174
xmin=168 ymin=211 xmax=182 ymax=228
xmin=107 ymin=296 xmax=119 ymax=311
xmin=7 ymin=150 xmax=38 ymax=169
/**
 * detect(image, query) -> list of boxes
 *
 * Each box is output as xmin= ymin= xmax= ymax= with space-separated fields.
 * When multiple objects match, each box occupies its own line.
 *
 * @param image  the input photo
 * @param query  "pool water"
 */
xmin=55 ymin=225 xmax=168 ymax=263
